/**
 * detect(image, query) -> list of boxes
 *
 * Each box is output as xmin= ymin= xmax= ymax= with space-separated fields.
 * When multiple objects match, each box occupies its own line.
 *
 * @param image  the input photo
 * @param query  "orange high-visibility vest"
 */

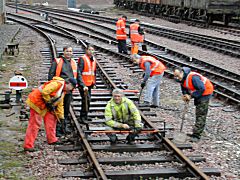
xmin=27 ymin=79 xmax=65 ymax=111
xmin=116 ymin=18 xmax=127 ymax=40
xmin=81 ymin=55 xmax=96 ymax=86
xmin=139 ymin=56 xmax=166 ymax=77
xmin=183 ymin=72 xmax=214 ymax=96
xmin=130 ymin=23 xmax=143 ymax=43
xmin=55 ymin=57 xmax=77 ymax=79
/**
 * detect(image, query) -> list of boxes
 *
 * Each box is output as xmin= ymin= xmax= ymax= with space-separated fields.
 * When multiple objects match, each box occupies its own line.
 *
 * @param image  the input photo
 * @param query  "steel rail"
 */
xmin=8 ymin=13 xmax=240 ymax=108
xmin=9 ymin=14 xmax=219 ymax=179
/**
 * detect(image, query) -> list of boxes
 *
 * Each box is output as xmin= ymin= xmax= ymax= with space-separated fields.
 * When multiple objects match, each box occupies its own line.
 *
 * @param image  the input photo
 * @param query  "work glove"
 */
xmin=132 ymin=127 xmax=142 ymax=135
xmin=141 ymin=82 xmax=146 ymax=88
xmin=121 ymin=124 xmax=130 ymax=129
xmin=182 ymin=94 xmax=191 ymax=102
xmin=46 ymin=102 xmax=55 ymax=111
xmin=83 ymin=86 xmax=88 ymax=92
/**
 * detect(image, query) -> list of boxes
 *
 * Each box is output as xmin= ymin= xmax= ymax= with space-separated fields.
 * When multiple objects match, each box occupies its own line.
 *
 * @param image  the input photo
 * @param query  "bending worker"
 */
xmin=131 ymin=54 xmax=166 ymax=107
xmin=23 ymin=77 xmax=77 ymax=152
xmin=116 ymin=15 xmax=128 ymax=54
xmin=129 ymin=19 xmax=144 ymax=54
xmin=78 ymin=44 xmax=96 ymax=123
xmin=48 ymin=46 xmax=85 ymax=136
xmin=104 ymin=88 xmax=143 ymax=145
xmin=173 ymin=67 xmax=214 ymax=142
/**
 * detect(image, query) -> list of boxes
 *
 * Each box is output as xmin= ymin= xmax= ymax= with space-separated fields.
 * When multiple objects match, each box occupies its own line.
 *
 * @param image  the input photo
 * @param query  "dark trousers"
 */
xmin=80 ymin=86 xmax=92 ymax=120
xmin=117 ymin=40 xmax=128 ymax=54
xmin=56 ymin=93 xmax=72 ymax=135
xmin=193 ymin=100 xmax=209 ymax=138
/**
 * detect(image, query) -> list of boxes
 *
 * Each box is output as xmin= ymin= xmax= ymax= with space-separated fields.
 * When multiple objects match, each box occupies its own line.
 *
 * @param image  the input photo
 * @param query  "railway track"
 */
xmin=7 ymin=4 xmax=240 ymax=59
xmin=7 ymin=11 xmax=240 ymax=108
xmin=8 ymin=14 xmax=221 ymax=179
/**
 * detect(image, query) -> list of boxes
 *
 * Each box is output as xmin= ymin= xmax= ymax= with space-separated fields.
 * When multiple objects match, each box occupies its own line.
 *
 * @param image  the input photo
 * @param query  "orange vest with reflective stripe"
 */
xmin=81 ymin=55 xmax=96 ymax=86
xmin=116 ymin=18 xmax=127 ymax=40
xmin=55 ymin=57 xmax=77 ymax=79
xmin=28 ymin=79 xmax=65 ymax=111
xmin=183 ymin=72 xmax=214 ymax=96
xmin=139 ymin=56 xmax=166 ymax=77
xmin=130 ymin=23 xmax=143 ymax=43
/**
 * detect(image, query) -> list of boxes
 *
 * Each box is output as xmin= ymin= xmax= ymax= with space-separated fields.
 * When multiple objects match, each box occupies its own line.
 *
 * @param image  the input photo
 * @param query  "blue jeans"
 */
xmin=144 ymin=73 xmax=164 ymax=106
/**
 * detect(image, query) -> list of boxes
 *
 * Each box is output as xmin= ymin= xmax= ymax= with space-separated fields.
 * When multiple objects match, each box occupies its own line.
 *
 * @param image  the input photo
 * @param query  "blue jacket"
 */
xmin=180 ymin=67 xmax=212 ymax=104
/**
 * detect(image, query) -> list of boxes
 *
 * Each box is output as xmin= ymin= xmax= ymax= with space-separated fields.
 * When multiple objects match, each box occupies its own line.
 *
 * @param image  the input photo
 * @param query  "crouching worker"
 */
xmin=104 ymin=89 xmax=143 ymax=145
xmin=23 ymin=77 xmax=76 ymax=152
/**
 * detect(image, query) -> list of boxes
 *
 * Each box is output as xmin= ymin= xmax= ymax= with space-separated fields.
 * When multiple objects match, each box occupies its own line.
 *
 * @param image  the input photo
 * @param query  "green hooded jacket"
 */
xmin=105 ymin=97 xmax=142 ymax=128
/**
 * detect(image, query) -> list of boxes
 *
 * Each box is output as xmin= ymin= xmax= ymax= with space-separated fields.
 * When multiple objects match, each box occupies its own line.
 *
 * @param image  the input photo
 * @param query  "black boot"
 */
xmin=64 ymin=118 xmax=73 ymax=134
xmin=56 ymin=122 xmax=64 ymax=137
xmin=108 ymin=134 xmax=118 ymax=145
xmin=126 ymin=133 xmax=136 ymax=145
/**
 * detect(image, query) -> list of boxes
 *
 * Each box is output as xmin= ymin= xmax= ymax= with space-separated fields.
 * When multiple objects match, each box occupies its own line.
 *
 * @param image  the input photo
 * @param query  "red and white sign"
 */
xmin=9 ymin=75 xmax=28 ymax=90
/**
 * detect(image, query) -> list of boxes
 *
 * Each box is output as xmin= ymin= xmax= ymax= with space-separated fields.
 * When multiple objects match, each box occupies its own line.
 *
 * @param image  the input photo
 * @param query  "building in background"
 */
xmin=0 ymin=0 xmax=5 ymax=24
xmin=67 ymin=0 xmax=76 ymax=8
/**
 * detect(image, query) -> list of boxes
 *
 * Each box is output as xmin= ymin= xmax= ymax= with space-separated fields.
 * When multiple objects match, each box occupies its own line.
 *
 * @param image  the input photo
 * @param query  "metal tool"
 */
xmin=138 ymin=87 xmax=143 ymax=104
xmin=84 ymin=90 xmax=90 ymax=130
xmin=173 ymin=102 xmax=189 ymax=143
xmin=85 ymin=129 xmax=160 ymax=134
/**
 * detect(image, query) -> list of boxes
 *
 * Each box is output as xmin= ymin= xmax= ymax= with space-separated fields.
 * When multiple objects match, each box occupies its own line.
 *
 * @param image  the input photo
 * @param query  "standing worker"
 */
xmin=23 ymin=77 xmax=77 ymax=152
xmin=116 ymin=15 xmax=128 ymax=54
xmin=78 ymin=45 xmax=97 ymax=123
xmin=105 ymin=89 xmax=143 ymax=145
xmin=173 ymin=67 xmax=214 ymax=142
xmin=48 ymin=46 xmax=85 ymax=136
xmin=131 ymin=54 xmax=166 ymax=108
xmin=129 ymin=19 xmax=144 ymax=54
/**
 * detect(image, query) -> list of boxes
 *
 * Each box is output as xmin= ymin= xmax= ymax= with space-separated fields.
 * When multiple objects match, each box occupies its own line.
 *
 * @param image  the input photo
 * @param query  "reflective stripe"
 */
xmin=186 ymin=72 xmax=207 ymax=89
xmin=117 ymin=35 xmax=127 ymax=37
xmin=105 ymin=116 xmax=112 ymax=121
xmin=111 ymin=105 xmax=118 ymax=121
xmin=123 ymin=102 xmax=129 ymax=121
xmin=82 ymin=71 xmax=95 ymax=75
xmin=151 ymin=61 xmax=160 ymax=71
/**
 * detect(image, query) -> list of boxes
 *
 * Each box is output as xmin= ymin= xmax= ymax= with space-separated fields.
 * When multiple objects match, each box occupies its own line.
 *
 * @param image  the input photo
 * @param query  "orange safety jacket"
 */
xmin=139 ymin=56 xmax=166 ymax=77
xmin=55 ymin=57 xmax=77 ymax=79
xmin=130 ymin=23 xmax=143 ymax=43
xmin=116 ymin=18 xmax=127 ymax=40
xmin=26 ymin=77 xmax=65 ymax=119
xmin=81 ymin=54 xmax=96 ymax=86
xmin=183 ymin=72 xmax=214 ymax=96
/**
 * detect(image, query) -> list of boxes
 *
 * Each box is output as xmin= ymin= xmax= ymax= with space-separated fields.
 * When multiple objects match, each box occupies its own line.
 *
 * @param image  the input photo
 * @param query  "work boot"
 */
xmin=108 ymin=134 xmax=118 ymax=145
xmin=189 ymin=136 xmax=200 ymax=143
xmin=65 ymin=118 xmax=73 ymax=134
xmin=138 ymin=101 xmax=150 ymax=107
xmin=65 ymin=124 xmax=73 ymax=134
xmin=56 ymin=123 xmax=64 ymax=137
xmin=150 ymin=105 xmax=159 ymax=108
xmin=24 ymin=148 xmax=37 ymax=152
xmin=126 ymin=133 xmax=136 ymax=145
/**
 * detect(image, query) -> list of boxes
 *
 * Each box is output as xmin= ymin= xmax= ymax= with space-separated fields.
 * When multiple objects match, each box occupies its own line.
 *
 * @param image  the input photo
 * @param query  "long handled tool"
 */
xmin=173 ymin=102 xmax=189 ymax=143
xmin=84 ymin=90 xmax=90 ymax=130
xmin=138 ymin=87 xmax=143 ymax=104
xmin=53 ymin=109 xmax=66 ymax=136
xmin=85 ymin=129 xmax=160 ymax=134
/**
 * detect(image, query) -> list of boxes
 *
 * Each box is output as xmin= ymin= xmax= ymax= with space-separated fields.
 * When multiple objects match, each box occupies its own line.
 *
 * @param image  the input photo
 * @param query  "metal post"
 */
xmin=15 ymin=0 xmax=18 ymax=13
xmin=16 ymin=90 xmax=22 ymax=103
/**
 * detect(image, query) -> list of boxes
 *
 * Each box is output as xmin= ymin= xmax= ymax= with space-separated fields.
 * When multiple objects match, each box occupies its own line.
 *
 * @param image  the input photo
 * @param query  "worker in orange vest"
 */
xmin=116 ymin=15 xmax=128 ymax=54
xmin=48 ymin=46 xmax=85 ymax=136
xmin=23 ymin=77 xmax=77 ymax=152
xmin=78 ymin=44 xmax=97 ymax=123
xmin=129 ymin=19 xmax=144 ymax=54
xmin=173 ymin=67 xmax=214 ymax=142
xmin=131 ymin=54 xmax=166 ymax=107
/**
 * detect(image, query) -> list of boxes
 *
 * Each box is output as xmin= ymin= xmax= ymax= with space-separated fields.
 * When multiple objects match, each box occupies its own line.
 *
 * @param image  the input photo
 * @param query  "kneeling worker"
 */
xmin=23 ymin=77 xmax=77 ymax=152
xmin=104 ymin=88 xmax=143 ymax=144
